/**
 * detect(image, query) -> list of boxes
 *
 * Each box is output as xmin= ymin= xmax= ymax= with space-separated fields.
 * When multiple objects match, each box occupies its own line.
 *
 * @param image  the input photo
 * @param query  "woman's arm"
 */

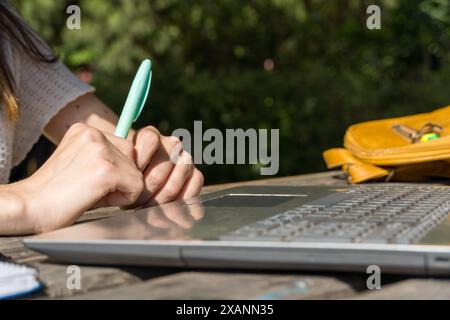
xmin=0 ymin=184 xmax=29 ymax=235
xmin=44 ymin=93 xmax=122 ymax=143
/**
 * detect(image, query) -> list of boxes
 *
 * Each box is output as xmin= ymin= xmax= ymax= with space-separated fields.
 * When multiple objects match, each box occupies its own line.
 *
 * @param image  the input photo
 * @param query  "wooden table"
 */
xmin=2 ymin=171 xmax=449 ymax=299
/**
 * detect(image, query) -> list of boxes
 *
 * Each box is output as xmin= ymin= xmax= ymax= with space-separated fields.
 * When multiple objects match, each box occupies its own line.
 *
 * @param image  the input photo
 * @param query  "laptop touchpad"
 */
xmin=203 ymin=194 xmax=303 ymax=207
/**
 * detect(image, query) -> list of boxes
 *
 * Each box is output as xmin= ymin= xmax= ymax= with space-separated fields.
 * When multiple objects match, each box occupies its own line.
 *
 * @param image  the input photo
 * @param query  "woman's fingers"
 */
xmin=149 ymin=150 xmax=194 ymax=205
xmin=132 ymin=126 xmax=161 ymax=171
xmin=102 ymin=127 xmax=161 ymax=171
xmin=100 ymin=125 xmax=202 ymax=206
xmin=133 ymin=136 xmax=180 ymax=205
xmin=87 ymin=134 xmax=144 ymax=207
xmin=176 ymin=169 xmax=204 ymax=201
xmin=103 ymin=132 xmax=136 ymax=163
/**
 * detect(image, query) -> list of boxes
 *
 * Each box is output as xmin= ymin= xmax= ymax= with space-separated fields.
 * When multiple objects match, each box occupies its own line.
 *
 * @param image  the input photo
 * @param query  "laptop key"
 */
xmin=392 ymin=217 xmax=420 ymax=223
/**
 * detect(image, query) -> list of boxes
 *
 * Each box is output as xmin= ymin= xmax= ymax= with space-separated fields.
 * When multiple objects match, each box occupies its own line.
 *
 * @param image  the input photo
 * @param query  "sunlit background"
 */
xmin=10 ymin=0 xmax=450 ymax=185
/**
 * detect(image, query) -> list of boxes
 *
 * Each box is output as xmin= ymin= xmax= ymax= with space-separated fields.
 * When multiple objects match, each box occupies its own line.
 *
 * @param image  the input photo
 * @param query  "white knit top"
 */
xmin=0 ymin=35 xmax=94 ymax=184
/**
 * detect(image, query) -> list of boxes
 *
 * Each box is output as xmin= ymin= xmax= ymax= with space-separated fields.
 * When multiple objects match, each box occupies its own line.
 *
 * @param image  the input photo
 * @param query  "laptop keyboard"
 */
xmin=220 ymin=186 xmax=450 ymax=244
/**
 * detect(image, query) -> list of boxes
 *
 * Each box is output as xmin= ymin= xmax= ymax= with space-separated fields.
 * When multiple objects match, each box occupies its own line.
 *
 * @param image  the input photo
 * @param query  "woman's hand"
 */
xmin=14 ymin=123 xmax=145 ymax=233
xmin=44 ymin=94 xmax=204 ymax=208
xmin=3 ymin=123 xmax=203 ymax=235
xmin=112 ymin=126 xmax=204 ymax=208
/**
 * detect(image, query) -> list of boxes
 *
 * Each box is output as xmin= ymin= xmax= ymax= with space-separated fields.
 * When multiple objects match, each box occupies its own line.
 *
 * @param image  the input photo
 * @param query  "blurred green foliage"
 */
xmin=11 ymin=0 xmax=450 ymax=184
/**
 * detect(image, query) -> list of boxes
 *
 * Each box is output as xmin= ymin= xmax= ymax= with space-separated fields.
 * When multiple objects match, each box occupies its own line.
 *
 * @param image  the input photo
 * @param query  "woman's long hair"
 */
xmin=0 ymin=1 xmax=57 ymax=121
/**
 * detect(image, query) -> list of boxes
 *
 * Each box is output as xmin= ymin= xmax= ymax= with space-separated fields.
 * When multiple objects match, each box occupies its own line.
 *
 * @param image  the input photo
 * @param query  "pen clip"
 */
xmin=129 ymin=60 xmax=152 ymax=122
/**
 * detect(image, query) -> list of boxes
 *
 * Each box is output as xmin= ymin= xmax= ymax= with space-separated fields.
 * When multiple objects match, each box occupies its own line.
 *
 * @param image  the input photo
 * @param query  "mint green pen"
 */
xmin=114 ymin=59 xmax=152 ymax=138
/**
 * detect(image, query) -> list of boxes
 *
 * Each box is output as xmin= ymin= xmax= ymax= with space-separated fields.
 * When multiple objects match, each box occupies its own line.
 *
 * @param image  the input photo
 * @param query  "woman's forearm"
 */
xmin=0 ymin=183 xmax=33 ymax=235
xmin=44 ymin=93 xmax=135 ymax=145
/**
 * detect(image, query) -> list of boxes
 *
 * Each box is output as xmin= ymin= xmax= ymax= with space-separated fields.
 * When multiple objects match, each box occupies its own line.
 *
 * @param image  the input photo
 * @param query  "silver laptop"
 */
xmin=24 ymin=185 xmax=450 ymax=275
